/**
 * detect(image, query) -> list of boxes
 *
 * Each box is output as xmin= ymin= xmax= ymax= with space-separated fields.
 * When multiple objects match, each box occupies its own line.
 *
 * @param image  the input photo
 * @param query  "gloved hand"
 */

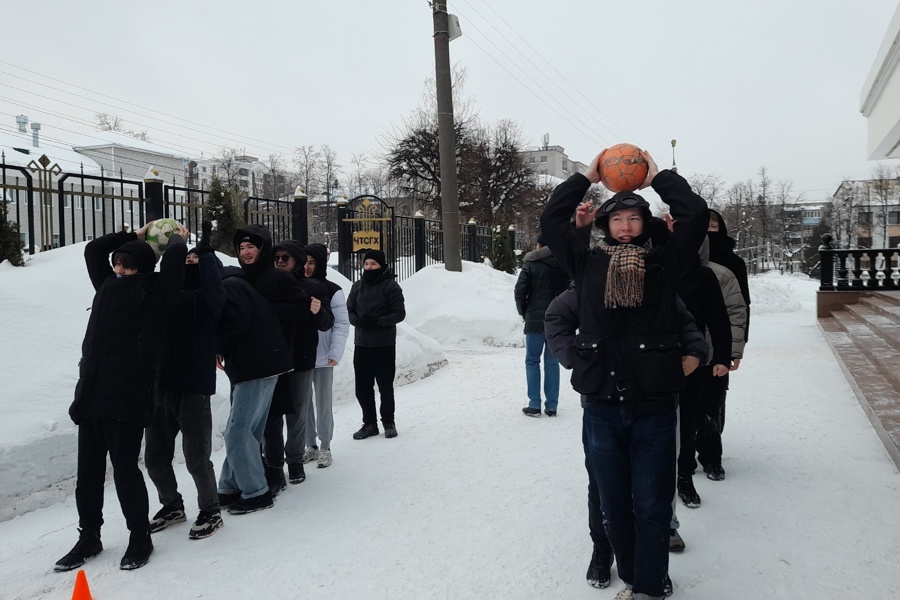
xmin=197 ymin=221 xmax=214 ymax=254
xmin=355 ymin=316 xmax=377 ymax=329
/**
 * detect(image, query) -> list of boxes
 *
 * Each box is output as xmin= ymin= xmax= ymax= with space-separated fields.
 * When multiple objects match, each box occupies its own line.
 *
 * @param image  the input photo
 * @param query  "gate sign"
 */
xmin=353 ymin=230 xmax=381 ymax=251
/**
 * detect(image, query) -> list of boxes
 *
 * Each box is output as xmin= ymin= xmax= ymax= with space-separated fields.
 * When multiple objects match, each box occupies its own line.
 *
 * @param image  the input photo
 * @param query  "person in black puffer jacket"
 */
xmin=346 ymin=249 xmax=406 ymax=440
xmin=214 ymin=225 xmax=308 ymax=515
xmin=56 ymin=222 xmax=187 ymax=574
xmin=263 ymin=240 xmax=333 ymax=487
xmin=514 ymin=233 xmax=571 ymax=417
xmin=144 ymin=221 xmax=227 ymax=540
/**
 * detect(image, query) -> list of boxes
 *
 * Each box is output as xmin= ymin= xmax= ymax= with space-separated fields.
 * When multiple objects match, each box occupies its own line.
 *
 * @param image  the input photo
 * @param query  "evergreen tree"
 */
xmin=0 ymin=197 xmax=25 ymax=266
xmin=206 ymin=176 xmax=245 ymax=256
xmin=491 ymin=225 xmax=515 ymax=274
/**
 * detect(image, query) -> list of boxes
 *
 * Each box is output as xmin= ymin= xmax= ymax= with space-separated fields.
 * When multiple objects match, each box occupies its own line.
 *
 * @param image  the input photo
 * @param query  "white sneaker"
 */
xmin=301 ymin=447 xmax=319 ymax=464
xmin=614 ymin=588 xmax=634 ymax=600
xmin=317 ymin=449 xmax=332 ymax=468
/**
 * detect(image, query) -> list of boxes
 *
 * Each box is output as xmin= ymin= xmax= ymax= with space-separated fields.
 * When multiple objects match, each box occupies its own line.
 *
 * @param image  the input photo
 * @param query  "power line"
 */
xmin=457 ymin=0 xmax=636 ymax=144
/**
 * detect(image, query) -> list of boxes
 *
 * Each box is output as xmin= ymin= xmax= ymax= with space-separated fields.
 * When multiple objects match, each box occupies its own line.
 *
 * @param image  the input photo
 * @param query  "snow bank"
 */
xmin=748 ymin=272 xmax=816 ymax=315
xmin=403 ymin=261 xmax=523 ymax=347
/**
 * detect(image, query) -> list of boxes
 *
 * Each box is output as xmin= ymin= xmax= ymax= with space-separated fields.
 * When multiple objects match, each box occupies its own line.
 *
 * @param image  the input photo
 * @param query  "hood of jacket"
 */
xmin=233 ymin=224 xmax=274 ymax=280
xmin=709 ymin=209 xmax=730 ymax=237
xmin=524 ymin=246 xmax=562 ymax=267
xmin=698 ymin=235 xmax=710 ymax=266
xmin=305 ymin=243 xmax=330 ymax=281
xmin=112 ymin=239 xmax=157 ymax=273
xmin=272 ymin=240 xmax=308 ymax=277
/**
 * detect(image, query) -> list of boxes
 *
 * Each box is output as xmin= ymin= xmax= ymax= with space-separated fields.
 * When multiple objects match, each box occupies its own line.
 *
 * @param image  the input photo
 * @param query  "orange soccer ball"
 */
xmin=599 ymin=143 xmax=649 ymax=193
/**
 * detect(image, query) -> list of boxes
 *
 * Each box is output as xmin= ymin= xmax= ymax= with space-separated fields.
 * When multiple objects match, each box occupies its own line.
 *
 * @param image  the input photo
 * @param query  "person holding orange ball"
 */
xmin=540 ymin=148 xmax=709 ymax=600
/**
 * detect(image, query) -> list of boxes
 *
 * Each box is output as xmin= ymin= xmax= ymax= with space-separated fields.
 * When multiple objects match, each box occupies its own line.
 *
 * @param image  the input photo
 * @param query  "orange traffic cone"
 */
xmin=71 ymin=569 xmax=92 ymax=600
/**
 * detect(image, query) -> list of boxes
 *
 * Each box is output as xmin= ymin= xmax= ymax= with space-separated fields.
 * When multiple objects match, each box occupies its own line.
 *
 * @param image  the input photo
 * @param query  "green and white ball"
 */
xmin=146 ymin=218 xmax=182 ymax=253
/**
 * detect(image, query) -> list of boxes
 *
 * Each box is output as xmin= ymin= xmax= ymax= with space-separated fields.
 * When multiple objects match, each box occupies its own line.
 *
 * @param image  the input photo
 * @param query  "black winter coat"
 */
xmin=70 ymin=230 xmax=186 ymax=426
xmin=216 ymin=273 xmax=292 ymax=385
xmin=159 ymin=250 xmax=225 ymax=396
xmin=540 ymin=170 xmax=708 ymax=402
xmin=545 ymin=287 xmax=708 ymax=372
xmin=707 ymin=209 xmax=751 ymax=340
xmin=678 ymin=257 xmax=732 ymax=369
xmin=347 ymin=269 xmax=406 ymax=347
xmin=514 ymin=247 xmax=571 ymax=334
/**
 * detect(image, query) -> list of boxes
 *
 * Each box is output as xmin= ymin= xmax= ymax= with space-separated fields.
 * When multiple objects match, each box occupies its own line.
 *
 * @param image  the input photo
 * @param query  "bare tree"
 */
xmin=95 ymin=113 xmax=149 ymax=141
xmin=869 ymin=162 xmax=897 ymax=247
xmin=687 ymin=172 xmax=726 ymax=209
xmin=294 ymin=145 xmax=323 ymax=197
xmin=265 ymin=153 xmax=298 ymax=200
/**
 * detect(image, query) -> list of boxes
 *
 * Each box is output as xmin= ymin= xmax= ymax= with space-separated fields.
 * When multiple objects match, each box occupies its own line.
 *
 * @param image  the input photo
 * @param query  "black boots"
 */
xmin=383 ymin=423 xmax=398 ymax=439
xmin=119 ymin=529 xmax=153 ymax=570
xmin=353 ymin=423 xmax=379 ymax=440
xmin=54 ymin=528 xmax=103 ymax=572
xmin=677 ymin=474 xmax=702 ymax=508
xmin=586 ymin=545 xmax=613 ymax=588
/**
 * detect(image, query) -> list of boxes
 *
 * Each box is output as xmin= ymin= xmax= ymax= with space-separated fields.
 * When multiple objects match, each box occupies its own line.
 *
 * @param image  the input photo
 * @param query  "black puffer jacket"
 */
xmin=514 ymin=246 xmax=571 ymax=334
xmin=347 ymin=268 xmax=406 ymax=347
xmin=540 ymin=170 xmax=708 ymax=402
xmin=216 ymin=272 xmax=292 ymax=385
xmin=545 ymin=286 xmax=708 ymax=371
xmin=70 ymin=230 xmax=186 ymax=426
xmin=158 ymin=249 xmax=225 ymax=396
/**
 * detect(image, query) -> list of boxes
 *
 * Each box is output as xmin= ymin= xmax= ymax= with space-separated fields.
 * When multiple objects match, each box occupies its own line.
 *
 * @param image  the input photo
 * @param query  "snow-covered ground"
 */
xmin=1 ymin=249 xmax=899 ymax=599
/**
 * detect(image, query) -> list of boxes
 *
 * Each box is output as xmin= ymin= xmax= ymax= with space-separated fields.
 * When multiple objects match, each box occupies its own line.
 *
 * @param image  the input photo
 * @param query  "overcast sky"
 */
xmin=1 ymin=0 xmax=897 ymax=203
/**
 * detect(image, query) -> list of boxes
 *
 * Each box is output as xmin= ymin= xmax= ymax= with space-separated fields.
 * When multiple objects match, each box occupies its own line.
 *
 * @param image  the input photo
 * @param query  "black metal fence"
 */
xmin=1 ymin=152 xmax=298 ymax=254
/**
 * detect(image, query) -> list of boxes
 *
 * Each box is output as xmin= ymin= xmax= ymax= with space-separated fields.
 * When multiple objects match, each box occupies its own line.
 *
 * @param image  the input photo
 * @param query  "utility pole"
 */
xmin=432 ymin=2 xmax=462 ymax=272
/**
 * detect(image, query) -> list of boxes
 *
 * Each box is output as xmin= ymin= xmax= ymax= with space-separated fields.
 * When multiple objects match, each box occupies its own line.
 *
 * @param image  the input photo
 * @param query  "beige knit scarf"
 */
xmin=599 ymin=239 xmax=653 ymax=308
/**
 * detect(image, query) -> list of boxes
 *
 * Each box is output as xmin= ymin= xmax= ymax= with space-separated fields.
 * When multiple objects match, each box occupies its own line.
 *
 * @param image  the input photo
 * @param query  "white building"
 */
xmin=71 ymin=130 xmax=189 ymax=185
xmin=193 ymin=155 xmax=270 ymax=197
xmin=861 ymin=2 xmax=900 ymax=160
xmin=520 ymin=138 xmax=587 ymax=180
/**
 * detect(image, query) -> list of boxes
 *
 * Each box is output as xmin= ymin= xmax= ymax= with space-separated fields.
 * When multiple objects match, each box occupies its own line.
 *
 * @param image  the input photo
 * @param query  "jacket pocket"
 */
xmin=570 ymin=333 xmax=606 ymax=396
xmin=630 ymin=334 xmax=684 ymax=395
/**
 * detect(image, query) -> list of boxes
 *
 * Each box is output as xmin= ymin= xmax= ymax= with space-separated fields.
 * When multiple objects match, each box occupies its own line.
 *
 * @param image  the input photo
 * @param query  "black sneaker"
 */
xmin=226 ymin=491 xmax=274 ymax=515
xmin=53 ymin=528 xmax=102 ymax=572
xmin=149 ymin=505 xmax=187 ymax=533
xmin=677 ymin=474 xmax=701 ymax=509
xmin=521 ymin=407 xmax=541 ymax=417
xmin=544 ymin=409 xmax=557 ymax=417
xmin=664 ymin=574 xmax=674 ymax=596
xmin=189 ymin=510 xmax=224 ymax=540
xmin=265 ymin=465 xmax=288 ymax=497
xmin=352 ymin=423 xmax=379 ymax=440
xmin=218 ymin=491 xmax=240 ymax=508
xmin=704 ymin=463 xmax=726 ymax=481
xmin=669 ymin=528 xmax=685 ymax=552
xmin=288 ymin=462 xmax=306 ymax=484
xmin=384 ymin=423 xmax=398 ymax=438
xmin=585 ymin=545 xmax=613 ymax=588
xmin=119 ymin=530 xmax=153 ymax=570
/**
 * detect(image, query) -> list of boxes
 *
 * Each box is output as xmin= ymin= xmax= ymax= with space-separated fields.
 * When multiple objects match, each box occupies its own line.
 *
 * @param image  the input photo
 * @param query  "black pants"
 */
xmin=696 ymin=371 xmax=729 ymax=468
xmin=353 ymin=345 xmax=396 ymax=426
xmin=75 ymin=417 xmax=149 ymax=533
xmin=582 ymin=411 xmax=613 ymax=559
xmin=145 ymin=391 xmax=219 ymax=513
xmin=677 ymin=366 xmax=707 ymax=477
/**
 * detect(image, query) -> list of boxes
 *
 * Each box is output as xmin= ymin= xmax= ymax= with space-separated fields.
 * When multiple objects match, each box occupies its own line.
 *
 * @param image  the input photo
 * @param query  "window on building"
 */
xmin=85 ymin=235 xmax=94 ymax=242
xmin=889 ymin=211 xmax=900 ymax=225
xmin=528 ymin=157 xmax=535 ymax=164
xmin=540 ymin=156 xmax=547 ymax=163
xmin=19 ymin=232 xmax=28 ymax=246
xmin=201 ymin=167 xmax=207 ymax=173
xmin=889 ymin=236 xmax=900 ymax=248
xmin=52 ymin=234 xmax=60 ymax=248
xmin=858 ymin=211 xmax=872 ymax=225
xmin=857 ymin=236 xmax=872 ymax=248
xmin=63 ymin=196 xmax=70 ymax=209
xmin=76 ymin=196 xmax=84 ymax=210
xmin=94 ymin=198 xmax=103 ymax=212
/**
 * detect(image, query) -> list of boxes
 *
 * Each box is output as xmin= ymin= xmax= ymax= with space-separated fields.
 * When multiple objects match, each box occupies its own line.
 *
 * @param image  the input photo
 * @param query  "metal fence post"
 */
xmin=414 ymin=210 xmax=426 ymax=273
xmin=293 ymin=187 xmax=308 ymax=244
xmin=337 ymin=198 xmax=350 ymax=278
xmin=467 ymin=218 xmax=478 ymax=262
xmin=818 ymin=233 xmax=835 ymax=291
xmin=144 ymin=167 xmax=165 ymax=221
xmin=507 ymin=224 xmax=516 ymax=254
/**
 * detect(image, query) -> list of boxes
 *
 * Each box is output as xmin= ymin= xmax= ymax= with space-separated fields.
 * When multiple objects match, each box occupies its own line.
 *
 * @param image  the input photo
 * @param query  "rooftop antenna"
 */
xmin=542 ymin=133 xmax=549 ymax=149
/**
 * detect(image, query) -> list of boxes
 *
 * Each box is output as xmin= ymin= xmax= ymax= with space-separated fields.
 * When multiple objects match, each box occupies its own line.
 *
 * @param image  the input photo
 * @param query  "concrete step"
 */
xmin=818 ymin=317 xmax=900 ymax=469
xmin=831 ymin=310 xmax=900 ymax=391
xmin=844 ymin=302 xmax=900 ymax=353
xmin=873 ymin=290 xmax=900 ymax=308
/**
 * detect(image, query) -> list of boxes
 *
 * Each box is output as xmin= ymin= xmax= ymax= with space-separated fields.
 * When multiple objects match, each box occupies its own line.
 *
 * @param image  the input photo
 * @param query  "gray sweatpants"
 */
xmin=306 ymin=367 xmax=336 ymax=451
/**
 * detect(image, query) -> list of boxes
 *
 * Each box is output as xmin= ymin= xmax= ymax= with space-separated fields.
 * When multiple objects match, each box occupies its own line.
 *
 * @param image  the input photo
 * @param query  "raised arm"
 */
xmin=84 ymin=230 xmax=136 ymax=291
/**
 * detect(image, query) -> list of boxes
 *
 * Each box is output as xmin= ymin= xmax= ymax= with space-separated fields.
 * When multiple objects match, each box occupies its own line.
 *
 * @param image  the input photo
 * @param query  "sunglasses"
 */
xmin=274 ymin=254 xmax=292 ymax=263
xmin=599 ymin=195 xmax=642 ymax=214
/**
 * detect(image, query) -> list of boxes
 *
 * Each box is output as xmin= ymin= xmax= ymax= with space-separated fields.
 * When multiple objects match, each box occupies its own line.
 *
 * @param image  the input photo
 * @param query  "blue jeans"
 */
xmin=218 ymin=376 xmax=278 ymax=500
xmin=525 ymin=333 xmax=560 ymax=410
xmin=582 ymin=397 xmax=677 ymax=598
